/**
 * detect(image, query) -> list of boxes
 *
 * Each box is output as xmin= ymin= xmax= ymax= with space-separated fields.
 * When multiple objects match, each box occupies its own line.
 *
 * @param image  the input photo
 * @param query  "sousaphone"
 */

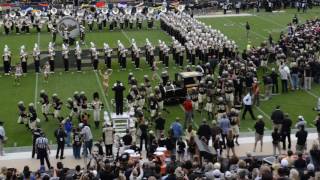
xmin=101 ymin=8 xmax=108 ymax=15
xmin=64 ymin=9 xmax=71 ymax=16
xmin=50 ymin=7 xmax=58 ymax=15
xmin=177 ymin=4 xmax=185 ymax=12
xmin=112 ymin=7 xmax=119 ymax=15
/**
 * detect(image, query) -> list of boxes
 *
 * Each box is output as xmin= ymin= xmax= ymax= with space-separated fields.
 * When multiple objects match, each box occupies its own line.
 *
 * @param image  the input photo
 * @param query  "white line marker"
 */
xmin=34 ymin=73 xmax=39 ymax=110
xmin=255 ymin=106 xmax=271 ymax=120
xmin=305 ymin=90 xmax=318 ymax=99
xmin=247 ymin=128 xmax=253 ymax=131
xmin=121 ymin=30 xmax=131 ymax=43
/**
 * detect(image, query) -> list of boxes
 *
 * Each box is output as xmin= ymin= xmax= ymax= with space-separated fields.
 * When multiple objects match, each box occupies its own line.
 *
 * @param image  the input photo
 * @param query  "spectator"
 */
xmin=309 ymin=141 xmax=320 ymax=171
xmin=272 ymin=128 xmax=281 ymax=156
xmin=197 ymin=120 xmax=212 ymax=144
xmin=102 ymin=123 xmax=114 ymax=157
xmin=154 ymin=113 xmax=165 ymax=139
xmin=139 ymin=120 xmax=148 ymax=152
xmin=218 ymin=114 xmax=230 ymax=149
xmin=185 ymin=125 xmax=196 ymax=143
xmin=271 ymin=105 xmax=284 ymax=130
xmin=279 ymin=65 xmax=289 ymax=93
xmin=270 ymin=68 xmax=279 ymax=94
xmin=226 ymin=129 xmax=236 ymax=157
xmin=296 ymin=125 xmax=308 ymax=153
xmin=253 ymin=115 xmax=265 ymax=152
xmin=294 ymin=153 xmax=307 ymax=170
xmin=170 ymin=117 xmax=183 ymax=140
xmin=80 ymin=123 xmax=93 ymax=157
xmin=72 ymin=127 xmax=82 ymax=159
xmin=281 ymin=113 xmax=292 ymax=150
xmin=295 ymin=115 xmax=307 ymax=129
xmin=304 ymin=64 xmax=312 ymax=90
xmin=183 ymin=96 xmax=193 ymax=128
xmin=315 ymin=113 xmax=320 ymax=144
xmin=123 ymin=129 xmax=133 ymax=148
xmin=176 ymin=138 xmax=186 ymax=162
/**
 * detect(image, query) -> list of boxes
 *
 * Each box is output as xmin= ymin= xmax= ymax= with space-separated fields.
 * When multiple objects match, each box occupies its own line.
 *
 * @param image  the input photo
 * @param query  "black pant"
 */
xmin=93 ymin=59 xmax=98 ymax=70
xmin=164 ymin=56 xmax=169 ymax=67
xmin=35 ymin=60 xmax=40 ymax=73
xmin=282 ymin=131 xmax=291 ymax=149
xmin=105 ymin=144 xmax=113 ymax=156
xmin=105 ymin=56 xmax=111 ymax=69
xmin=140 ymin=135 xmax=148 ymax=151
xmin=76 ymin=59 xmax=81 ymax=71
xmin=121 ymin=57 xmax=126 ymax=69
xmin=49 ymin=60 xmax=54 ymax=72
xmin=32 ymin=138 xmax=37 ymax=158
xmin=281 ymin=79 xmax=288 ymax=93
xmin=272 ymin=81 xmax=279 ymax=93
xmin=56 ymin=142 xmax=64 ymax=158
xmin=116 ymin=101 xmax=123 ymax=115
xmin=242 ymin=105 xmax=255 ymax=120
xmin=135 ymin=57 xmax=140 ymax=68
xmin=38 ymin=149 xmax=51 ymax=168
xmin=64 ymin=58 xmax=69 ymax=71
xmin=221 ymin=134 xmax=227 ymax=148
xmin=4 ymin=61 xmax=10 ymax=74
xmin=22 ymin=61 xmax=27 ymax=73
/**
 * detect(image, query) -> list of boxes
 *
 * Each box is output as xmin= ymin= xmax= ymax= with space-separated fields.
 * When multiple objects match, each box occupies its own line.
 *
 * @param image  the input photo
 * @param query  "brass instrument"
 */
xmin=112 ymin=7 xmax=119 ymax=15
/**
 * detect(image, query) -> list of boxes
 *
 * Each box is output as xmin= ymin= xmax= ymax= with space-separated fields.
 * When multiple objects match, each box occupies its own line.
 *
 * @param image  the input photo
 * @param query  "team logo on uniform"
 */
xmin=57 ymin=16 xmax=80 ymax=39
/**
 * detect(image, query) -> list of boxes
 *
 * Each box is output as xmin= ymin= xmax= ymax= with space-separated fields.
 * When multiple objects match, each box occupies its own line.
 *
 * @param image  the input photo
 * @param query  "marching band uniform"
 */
xmin=119 ymin=15 xmax=124 ymax=29
xmin=147 ymin=14 xmax=153 ymax=29
xmin=62 ymin=28 xmax=69 ymax=44
xmin=51 ymin=27 xmax=57 ymax=43
xmin=3 ymin=45 xmax=11 ymax=75
xmin=109 ymin=16 xmax=114 ymax=31
xmin=112 ymin=81 xmax=125 ymax=115
xmin=104 ymin=43 xmax=112 ymax=69
xmin=137 ymin=15 xmax=143 ymax=29
xmin=28 ymin=103 xmax=38 ymax=130
xmin=52 ymin=95 xmax=63 ymax=121
xmin=190 ymin=88 xmax=199 ymax=111
xmin=90 ymin=44 xmax=99 ymax=71
xmin=133 ymin=46 xmax=140 ymax=69
xmin=48 ymin=42 xmax=55 ymax=72
xmin=163 ymin=45 xmax=169 ymax=68
xmin=33 ymin=44 xmax=41 ymax=73
xmin=75 ymin=42 xmax=82 ymax=72
xmin=92 ymin=94 xmax=103 ymax=129
xmin=129 ymin=15 xmax=134 ymax=29
xmin=97 ymin=13 xmax=104 ymax=31
xmin=4 ymin=14 xmax=11 ymax=35
xmin=20 ymin=46 xmax=28 ymax=73
xmin=62 ymin=43 xmax=69 ymax=72
xmin=179 ymin=45 xmax=185 ymax=67
xmin=87 ymin=14 xmax=94 ymax=31
xmin=120 ymin=48 xmax=127 ymax=69
xmin=80 ymin=25 xmax=85 ymax=43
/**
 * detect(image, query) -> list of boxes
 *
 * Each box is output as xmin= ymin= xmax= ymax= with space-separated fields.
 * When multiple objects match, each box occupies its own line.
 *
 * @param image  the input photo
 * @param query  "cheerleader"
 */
xmin=17 ymin=101 xmax=28 ymax=125
xmin=43 ymin=62 xmax=50 ymax=83
xmin=92 ymin=92 xmax=104 ymax=129
xmin=20 ymin=45 xmax=28 ymax=74
xmin=99 ymin=69 xmax=112 ymax=95
xmin=14 ymin=63 xmax=23 ymax=86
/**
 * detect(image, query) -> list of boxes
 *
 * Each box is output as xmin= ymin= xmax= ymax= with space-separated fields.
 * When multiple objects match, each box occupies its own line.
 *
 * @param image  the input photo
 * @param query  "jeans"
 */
xmin=83 ymin=140 xmax=93 ymax=157
xmin=184 ymin=111 xmax=193 ymax=128
xmin=291 ymin=74 xmax=299 ymax=90
xmin=281 ymin=79 xmax=288 ymax=93
xmin=73 ymin=145 xmax=81 ymax=159
xmin=66 ymin=132 xmax=71 ymax=146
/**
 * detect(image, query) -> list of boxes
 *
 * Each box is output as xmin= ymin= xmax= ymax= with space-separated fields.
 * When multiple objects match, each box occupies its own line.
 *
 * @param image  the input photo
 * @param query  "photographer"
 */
xmin=0 ymin=121 xmax=6 ymax=156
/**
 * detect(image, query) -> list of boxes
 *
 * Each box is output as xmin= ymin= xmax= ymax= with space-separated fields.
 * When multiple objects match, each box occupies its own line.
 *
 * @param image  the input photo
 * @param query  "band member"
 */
xmin=119 ymin=14 xmax=124 ymax=29
xmin=90 ymin=42 xmax=99 ymax=71
xmin=52 ymin=94 xmax=63 ymax=121
xmin=33 ymin=43 xmax=41 ymax=73
xmin=100 ymin=69 xmax=112 ymax=94
xmin=20 ymin=45 xmax=28 ymax=74
xmin=43 ymin=62 xmax=50 ymax=83
xmin=51 ymin=27 xmax=57 ymax=44
xmin=109 ymin=15 xmax=114 ymax=31
xmin=129 ymin=15 xmax=134 ymax=29
xmin=4 ymin=14 xmax=11 ymax=35
xmin=225 ymin=80 xmax=235 ymax=110
xmin=66 ymin=97 xmax=77 ymax=118
xmin=137 ymin=14 xmax=143 ymax=29
xmin=190 ymin=87 xmax=199 ymax=111
xmin=34 ymin=15 xmax=41 ymax=33
xmin=163 ymin=44 xmax=169 ymax=68
xmin=15 ymin=18 xmax=22 ymax=34
xmin=133 ymin=44 xmax=140 ymax=69
xmin=120 ymin=47 xmax=127 ymax=70
xmin=147 ymin=14 xmax=154 ymax=29
xmin=97 ymin=13 xmax=104 ymax=31
xmin=112 ymin=81 xmax=125 ymax=115
xmin=40 ymin=90 xmax=51 ymax=121
xmin=92 ymin=92 xmax=104 ymax=129
xmin=80 ymin=25 xmax=85 ymax=44
xmin=80 ymin=91 xmax=88 ymax=115
xmin=17 ymin=101 xmax=28 ymax=125
xmin=14 ymin=63 xmax=23 ymax=86
xmin=179 ymin=45 xmax=185 ymax=67
xmin=75 ymin=41 xmax=82 ymax=72
xmin=103 ymin=43 xmax=112 ymax=69
xmin=62 ymin=27 xmax=70 ymax=44
xmin=3 ymin=45 xmax=11 ymax=75
xmin=48 ymin=42 xmax=55 ymax=73
xmin=62 ymin=43 xmax=69 ymax=72
xmin=87 ymin=13 xmax=94 ymax=31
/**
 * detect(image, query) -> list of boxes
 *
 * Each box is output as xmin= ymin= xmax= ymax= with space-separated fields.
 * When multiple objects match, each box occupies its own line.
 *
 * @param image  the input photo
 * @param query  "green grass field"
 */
xmin=1 ymin=8 xmax=320 ymax=147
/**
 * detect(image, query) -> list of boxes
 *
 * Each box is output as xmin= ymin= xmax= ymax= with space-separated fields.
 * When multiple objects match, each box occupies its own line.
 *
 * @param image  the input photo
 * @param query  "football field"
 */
xmin=1 ymin=8 xmax=320 ymax=147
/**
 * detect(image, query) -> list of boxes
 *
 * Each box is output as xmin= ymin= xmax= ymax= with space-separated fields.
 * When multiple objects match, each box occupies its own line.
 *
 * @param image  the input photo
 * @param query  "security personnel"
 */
xmin=33 ymin=43 xmax=41 ymax=73
xmin=48 ymin=42 xmax=55 ymax=73
xmin=75 ymin=41 xmax=82 ymax=72
xmin=54 ymin=123 xmax=66 ymax=159
xmin=112 ymin=81 xmax=125 ymax=115
xmin=35 ymin=132 xmax=51 ymax=169
xmin=32 ymin=126 xmax=42 ymax=158
xmin=20 ymin=45 xmax=28 ymax=74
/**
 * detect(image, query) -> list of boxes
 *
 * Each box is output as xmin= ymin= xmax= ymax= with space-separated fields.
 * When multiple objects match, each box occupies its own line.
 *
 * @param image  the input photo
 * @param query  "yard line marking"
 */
xmin=94 ymin=71 xmax=112 ymax=115
xmin=247 ymin=128 xmax=253 ymax=132
xmin=121 ymin=30 xmax=132 ymax=43
xmin=305 ymin=90 xmax=318 ymax=99
xmin=34 ymin=73 xmax=39 ymax=110
xmin=226 ymin=18 xmax=267 ymax=39
xmin=254 ymin=14 xmax=285 ymax=28
xmin=255 ymin=106 xmax=271 ymax=120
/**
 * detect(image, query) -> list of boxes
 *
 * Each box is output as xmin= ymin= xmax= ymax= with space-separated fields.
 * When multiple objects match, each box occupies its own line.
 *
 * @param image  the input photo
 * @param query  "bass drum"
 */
xmin=57 ymin=16 xmax=80 ymax=39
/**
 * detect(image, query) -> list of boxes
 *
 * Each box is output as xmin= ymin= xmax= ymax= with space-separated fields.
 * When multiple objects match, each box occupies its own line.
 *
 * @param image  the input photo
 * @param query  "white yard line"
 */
xmin=121 ymin=30 xmax=132 ymax=43
xmin=305 ymin=90 xmax=319 ymax=99
xmin=255 ymin=106 xmax=271 ymax=120
xmin=94 ymin=71 xmax=112 ymax=113
xmin=226 ymin=18 xmax=267 ymax=39
xmin=34 ymin=73 xmax=39 ymax=110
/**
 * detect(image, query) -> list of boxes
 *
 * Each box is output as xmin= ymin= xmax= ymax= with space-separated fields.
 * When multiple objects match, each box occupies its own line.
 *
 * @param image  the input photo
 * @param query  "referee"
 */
xmin=36 ymin=132 xmax=51 ymax=169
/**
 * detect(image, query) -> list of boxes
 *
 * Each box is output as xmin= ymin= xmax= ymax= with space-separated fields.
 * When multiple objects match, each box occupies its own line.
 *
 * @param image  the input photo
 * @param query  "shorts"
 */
xmin=255 ymin=133 xmax=263 ymax=142
xmin=232 ymin=125 xmax=239 ymax=135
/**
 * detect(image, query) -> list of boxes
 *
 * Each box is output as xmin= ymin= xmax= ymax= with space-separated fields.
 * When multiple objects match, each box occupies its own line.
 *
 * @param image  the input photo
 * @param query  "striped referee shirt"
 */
xmin=36 ymin=137 xmax=48 ymax=150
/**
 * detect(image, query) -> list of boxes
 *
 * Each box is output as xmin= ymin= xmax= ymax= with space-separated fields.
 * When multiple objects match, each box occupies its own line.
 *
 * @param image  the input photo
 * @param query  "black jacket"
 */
xmin=271 ymin=109 xmax=284 ymax=124
xmin=54 ymin=128 xmax=66 ymax=143
xmin=281 ymin=118 xmax=292 ymax=133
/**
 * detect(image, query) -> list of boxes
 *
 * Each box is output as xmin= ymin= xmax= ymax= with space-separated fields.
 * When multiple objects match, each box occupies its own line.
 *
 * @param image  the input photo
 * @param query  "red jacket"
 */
xmin=183 ymin=99 xmax=193 ymax=112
